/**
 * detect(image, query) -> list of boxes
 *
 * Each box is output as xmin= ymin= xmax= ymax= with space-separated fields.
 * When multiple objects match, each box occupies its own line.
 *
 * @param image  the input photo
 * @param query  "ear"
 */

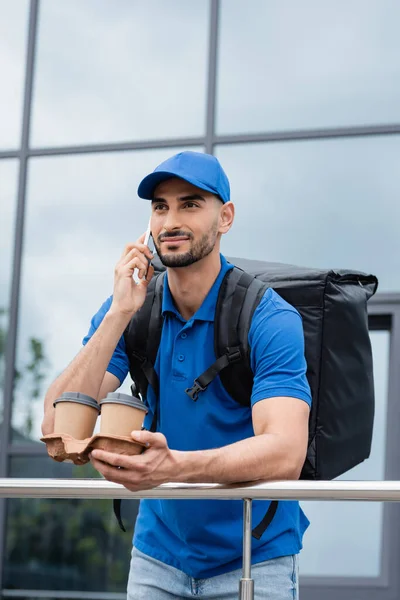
xmin=218 ymin=201 xmax=235 ymax=234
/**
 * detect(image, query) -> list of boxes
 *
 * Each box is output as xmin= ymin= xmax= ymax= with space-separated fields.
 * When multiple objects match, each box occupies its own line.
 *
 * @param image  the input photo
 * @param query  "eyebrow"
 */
xmin=152 ymin=193 xmax=206 ymax=204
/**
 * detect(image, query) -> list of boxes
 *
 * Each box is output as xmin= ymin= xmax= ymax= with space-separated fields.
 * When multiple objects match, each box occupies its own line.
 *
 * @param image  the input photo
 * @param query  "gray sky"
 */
xmin=216 ymin=136 xmax=400 ymax=290
xmin=31 ymin=0 xmax=209 ymax=146
xmin=0 ymin=160 xmax=18 ymax=308
xmin=0 ymin=0 xmax=28 ymax=148
xmin=217 ymin=0 xmax=400 ymax=133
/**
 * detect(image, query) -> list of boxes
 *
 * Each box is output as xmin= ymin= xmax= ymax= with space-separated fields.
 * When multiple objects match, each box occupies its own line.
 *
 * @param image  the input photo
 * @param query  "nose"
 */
xmin=162 ymin=207 xmax=183 ymax=233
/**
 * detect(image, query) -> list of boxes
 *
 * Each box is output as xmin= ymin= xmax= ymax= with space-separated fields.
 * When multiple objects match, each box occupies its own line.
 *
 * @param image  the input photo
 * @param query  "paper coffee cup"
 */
xmin=99 ymin=392 xmax=148 ymax=437
xmin=53 ymin=392 xmax=100 ymax=439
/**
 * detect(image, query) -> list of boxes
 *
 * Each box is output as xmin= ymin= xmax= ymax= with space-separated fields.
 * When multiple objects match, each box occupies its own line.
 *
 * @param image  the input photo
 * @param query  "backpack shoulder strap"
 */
xmin=184 ymin=267 xmax=243 ymax=400
xmin=185 ymin=266 xmax=268 ymax=404
xmin=124 ymin=272 xmax=165 ymax=402
xmin=185 ymin=265 xmax=278 ymax=540
xmin=215 ymin=266 xmax=269 ymax=406
xmin=216 ymin=266 xmax=279 ymax=540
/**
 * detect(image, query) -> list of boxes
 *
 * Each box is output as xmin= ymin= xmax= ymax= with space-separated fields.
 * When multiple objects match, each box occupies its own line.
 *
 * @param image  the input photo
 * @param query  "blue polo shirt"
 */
xmin=83 ymin=255 xmax=312 ymax=579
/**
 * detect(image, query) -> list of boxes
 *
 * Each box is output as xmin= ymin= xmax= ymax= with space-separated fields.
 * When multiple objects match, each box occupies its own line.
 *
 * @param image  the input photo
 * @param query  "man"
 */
xmin=42 ymin=151 xmax=311 ymax=599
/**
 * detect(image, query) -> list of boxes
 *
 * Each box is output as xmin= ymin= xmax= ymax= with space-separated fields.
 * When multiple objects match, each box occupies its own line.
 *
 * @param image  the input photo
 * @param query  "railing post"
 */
xmin=239 ymin=498 xmax=254 ymax=600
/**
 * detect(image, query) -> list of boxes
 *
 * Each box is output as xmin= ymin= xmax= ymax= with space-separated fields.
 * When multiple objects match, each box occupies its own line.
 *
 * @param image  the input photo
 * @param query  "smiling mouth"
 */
xmin=160 ymin=237 xmax=190 ymax=243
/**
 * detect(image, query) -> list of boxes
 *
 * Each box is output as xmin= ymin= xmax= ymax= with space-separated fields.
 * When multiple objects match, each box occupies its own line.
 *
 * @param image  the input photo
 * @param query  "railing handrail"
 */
xmin=1 ymin=478 xmax=400 ymax=501
xmin=3 ymin=478 xmax=400 ymax=600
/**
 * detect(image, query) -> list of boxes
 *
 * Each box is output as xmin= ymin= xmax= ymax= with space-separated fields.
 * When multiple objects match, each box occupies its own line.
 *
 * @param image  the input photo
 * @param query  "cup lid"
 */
xmin=54 ymin=392 xmax=100 ymax=411
xmin=99 ymin=392 xmax=147 ymax=412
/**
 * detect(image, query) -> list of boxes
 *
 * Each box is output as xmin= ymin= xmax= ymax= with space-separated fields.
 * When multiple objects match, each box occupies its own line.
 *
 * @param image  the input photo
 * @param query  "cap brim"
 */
xmin=137 ymin=171 xmax=221 ymax=201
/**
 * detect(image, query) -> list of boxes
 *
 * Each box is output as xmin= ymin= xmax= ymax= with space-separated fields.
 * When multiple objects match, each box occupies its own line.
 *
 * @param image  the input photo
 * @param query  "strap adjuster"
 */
xmin=227 ymin=348 xmax=241 ymax=363
xmin=185 ymin=380 xmax=206 ymax=401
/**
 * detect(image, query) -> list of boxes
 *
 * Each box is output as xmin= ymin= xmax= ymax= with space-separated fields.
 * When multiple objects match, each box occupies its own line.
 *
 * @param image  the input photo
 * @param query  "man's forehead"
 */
xmin=153 ymin=177 xmax=209 ymax=198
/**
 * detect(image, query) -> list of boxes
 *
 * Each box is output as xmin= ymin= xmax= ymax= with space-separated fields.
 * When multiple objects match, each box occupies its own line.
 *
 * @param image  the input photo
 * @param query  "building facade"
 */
xmin=1 ymin=1 xmax=400 ymax=598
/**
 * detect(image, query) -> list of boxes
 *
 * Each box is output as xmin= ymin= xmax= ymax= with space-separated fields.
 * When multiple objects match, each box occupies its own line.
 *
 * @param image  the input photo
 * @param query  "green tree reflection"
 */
xmin=5 ymin=490 xmax=136 ymax=591
xmin=0 ymin=307 xmax=48 ymax=438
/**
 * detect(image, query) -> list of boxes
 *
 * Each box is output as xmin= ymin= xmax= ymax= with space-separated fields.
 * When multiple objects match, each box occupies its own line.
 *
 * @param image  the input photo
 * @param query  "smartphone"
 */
xmin=144 ymin=223 xmax=155 ymax=255
xmin=133 ymin=218 xmax=154 ymax=282
xmin=144 ymin=218 xmax=155 ymax=271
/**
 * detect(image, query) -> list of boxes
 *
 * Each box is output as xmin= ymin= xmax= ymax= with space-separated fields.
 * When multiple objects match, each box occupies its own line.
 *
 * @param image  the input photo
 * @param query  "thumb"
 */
xmin=131 ymin=429 xmax=166 ymax=448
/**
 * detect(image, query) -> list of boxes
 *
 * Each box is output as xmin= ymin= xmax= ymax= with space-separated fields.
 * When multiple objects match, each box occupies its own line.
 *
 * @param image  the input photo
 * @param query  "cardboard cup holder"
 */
xmin=40 ymin=432 xmax=146 ymax=465
xmin=42 ymin=392 xmax=148 ymax=465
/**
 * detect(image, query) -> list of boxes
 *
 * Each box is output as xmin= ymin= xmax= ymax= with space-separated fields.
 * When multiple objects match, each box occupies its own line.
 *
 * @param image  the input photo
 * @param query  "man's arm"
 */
xmin=42 ymin=310 xmax=130 ymax=435
xmin=42 ymin=238 xmax=154 ymax=435
xmin=172 ymin=395 xmax=309 ymax=483
xmin=90 ymin=395 xmax=310 ymax=490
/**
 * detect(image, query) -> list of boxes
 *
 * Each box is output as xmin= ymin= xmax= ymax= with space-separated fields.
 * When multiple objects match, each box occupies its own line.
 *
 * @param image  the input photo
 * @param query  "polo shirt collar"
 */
xmin=162 ymin=254 xmax=233 ymax=322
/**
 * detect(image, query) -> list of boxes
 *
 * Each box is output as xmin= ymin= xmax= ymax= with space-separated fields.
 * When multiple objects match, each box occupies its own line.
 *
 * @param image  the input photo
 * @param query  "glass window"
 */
xmin=31 ymin=0 xmax=209 ymax=147
xmin=0 ymin=160 xmax=19 ymax=425
xmin=217 ymin=0 xmax=400 ymax=134
xmin=300 ymin=330 xmax=390 ymax=577
xmin=11 ymin=147 xmax=202 ymax=442
xmin=0 ymin=0 xmax=29 ymax=149
xmin=4 ymin=457 xmax=138 ymax=593
xmin=216 ymin=137 xmax=400 ymax=292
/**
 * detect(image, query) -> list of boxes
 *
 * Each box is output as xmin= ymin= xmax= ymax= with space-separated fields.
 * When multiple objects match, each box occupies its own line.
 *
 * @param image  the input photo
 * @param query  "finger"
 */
xmin=141 ymin=243 xmax=155 ymax=261
xmin=123 ymin=255 xmax=149 ymax=276
xmin=121 ymin=246 xmax=153 ymax=267
xmin=90 ymin=453 xmax=147 ymax=486
xmin=119 ymin=240 xmax=153 ymax=261
xmin=116 ymin=256 xmax=148 ymax=280
xmin=137 ymin=263 xmax=155 ymax=287
xmin=90 ymin=450 xmax=147 ymax=472
xmin=144 ymin=263 xmax=155 ymax=283
xmin=117 ymin=246 xmax=154 ymax=267
xmin=90 ymin=449 xmax=132 ymax=468
xmin=129 ymin=258 xmax=150 ymax=280
xmin=131 ymin=430 xmax=167 ymax=448
xmin=90 ymin=457 xmax=129 ymax=484
xmin=119 ymin=242 xmax=137 ymax=261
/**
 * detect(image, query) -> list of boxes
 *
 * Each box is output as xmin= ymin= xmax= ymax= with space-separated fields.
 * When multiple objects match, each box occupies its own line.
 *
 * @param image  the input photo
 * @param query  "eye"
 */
xmin=153 ymin=204 xmax=167 ymax=211
xmin=183 ymin=202 xmax=199 ymax=209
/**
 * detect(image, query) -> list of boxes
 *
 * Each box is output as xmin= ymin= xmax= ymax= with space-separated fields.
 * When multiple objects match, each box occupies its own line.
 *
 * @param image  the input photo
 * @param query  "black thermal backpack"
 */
xmin=115 ymin=256 xmax=378 ymax=538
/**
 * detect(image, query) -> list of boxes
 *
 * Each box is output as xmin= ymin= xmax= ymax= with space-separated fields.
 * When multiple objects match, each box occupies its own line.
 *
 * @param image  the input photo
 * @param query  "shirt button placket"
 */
xmin=174 ymin=329 xmax=188 ymax=372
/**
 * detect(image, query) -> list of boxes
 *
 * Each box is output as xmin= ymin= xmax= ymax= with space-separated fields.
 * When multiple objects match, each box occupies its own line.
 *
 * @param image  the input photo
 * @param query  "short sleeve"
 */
xmin=82 ymin=296 xmax=129 ymax=386
xmin=248 ymin=289 xmax=312 ymax=407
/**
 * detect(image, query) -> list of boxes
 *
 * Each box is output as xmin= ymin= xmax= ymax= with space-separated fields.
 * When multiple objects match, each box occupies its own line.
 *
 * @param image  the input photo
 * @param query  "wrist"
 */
xmin=170 ymin=449 xmax=216 ymax=484
xmin=169 ymin=450 xmax=185 ymax=482
xmin=104 ymin=307 xmax=133 ymax=331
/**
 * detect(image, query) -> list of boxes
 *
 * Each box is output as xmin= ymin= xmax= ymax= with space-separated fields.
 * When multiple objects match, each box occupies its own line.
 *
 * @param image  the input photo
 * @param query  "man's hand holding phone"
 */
xmin=110 ymin=231 xmax=155 ymax=318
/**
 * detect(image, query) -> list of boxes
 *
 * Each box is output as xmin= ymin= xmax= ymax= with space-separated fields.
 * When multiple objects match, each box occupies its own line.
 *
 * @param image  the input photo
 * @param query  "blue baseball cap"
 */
xmin=137 ymin=151 xmax=230 ymax=204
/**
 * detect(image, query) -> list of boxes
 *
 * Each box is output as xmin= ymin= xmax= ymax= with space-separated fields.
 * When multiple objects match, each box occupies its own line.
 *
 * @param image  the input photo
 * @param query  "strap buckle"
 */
xmin=185 ymin=379 xmax=206 ymax=402
xmin=227 ymin=348 xmax=242 ymax=363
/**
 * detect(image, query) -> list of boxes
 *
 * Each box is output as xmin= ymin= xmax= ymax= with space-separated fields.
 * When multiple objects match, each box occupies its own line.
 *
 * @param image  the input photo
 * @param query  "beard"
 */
xmin=154 ymin=223 xmax=219 ymax=268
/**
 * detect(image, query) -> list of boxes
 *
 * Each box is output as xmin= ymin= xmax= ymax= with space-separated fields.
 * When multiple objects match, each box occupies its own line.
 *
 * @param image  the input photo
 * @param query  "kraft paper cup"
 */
xmin=53 ymin=392 xmax=100 ymax=440
xmin=99 ymin=392 xmax=148 ymax=437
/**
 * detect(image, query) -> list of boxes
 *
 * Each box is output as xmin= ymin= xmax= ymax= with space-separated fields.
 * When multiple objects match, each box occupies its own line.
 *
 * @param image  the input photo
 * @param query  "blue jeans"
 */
xmin=127 ymin=547 xmax=299 ymax=599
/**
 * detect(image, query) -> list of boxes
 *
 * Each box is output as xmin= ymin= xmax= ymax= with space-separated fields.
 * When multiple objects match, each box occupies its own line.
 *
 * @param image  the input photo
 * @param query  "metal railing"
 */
xmin=2 ymin=479 xmax=400 ymax=600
